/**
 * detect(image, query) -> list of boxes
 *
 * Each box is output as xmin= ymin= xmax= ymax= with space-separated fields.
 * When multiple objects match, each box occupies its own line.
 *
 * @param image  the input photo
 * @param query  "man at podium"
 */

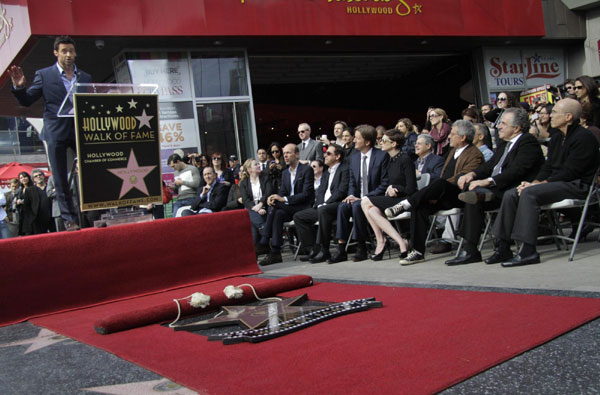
xmin=8 ymin=36 xmax=93 ymax=231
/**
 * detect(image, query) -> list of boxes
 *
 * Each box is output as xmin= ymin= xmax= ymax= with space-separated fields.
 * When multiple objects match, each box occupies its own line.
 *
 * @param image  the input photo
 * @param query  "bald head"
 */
xmin=283 ymin=143 xmax=299 ymax=167
xmin=551 ymin=98 xmax=582 ymax=132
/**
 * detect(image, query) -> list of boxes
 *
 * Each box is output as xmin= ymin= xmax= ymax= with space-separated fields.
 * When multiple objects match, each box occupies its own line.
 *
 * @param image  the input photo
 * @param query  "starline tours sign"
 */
xmin=483 ymin=48 xmax=565 ymax=91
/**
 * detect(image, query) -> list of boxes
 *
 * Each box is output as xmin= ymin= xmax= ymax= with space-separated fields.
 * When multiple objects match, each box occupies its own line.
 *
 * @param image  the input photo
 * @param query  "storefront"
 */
xmin=1 ymin=0 xmax=583 ymax=169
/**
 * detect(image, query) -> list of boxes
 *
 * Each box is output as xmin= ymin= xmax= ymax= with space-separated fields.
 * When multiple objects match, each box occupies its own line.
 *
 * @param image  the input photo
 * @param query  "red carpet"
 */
xmin=31 ymin=278 xmax=600 ymax=394
xmin=0 ymin=210 xmax=260 ymax=326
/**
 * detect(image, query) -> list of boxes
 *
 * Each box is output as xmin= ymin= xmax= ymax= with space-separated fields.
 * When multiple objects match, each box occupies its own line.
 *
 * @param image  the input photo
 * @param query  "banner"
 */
xmin=74 ymin=93 xmax=163 ymax=210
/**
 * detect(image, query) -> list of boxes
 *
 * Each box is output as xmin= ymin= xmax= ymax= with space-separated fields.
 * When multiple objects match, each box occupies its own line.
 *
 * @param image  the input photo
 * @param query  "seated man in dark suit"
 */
xmin=444 ymin=107 xmax=545 ymax=265
xmin=385 ymin=120 xmax=484 ymax=265
xmin=293 ymin=144 xmax=349 ymax=263
xmin=181 ymin=167 xmax=229 ymax=216
xmin=329 ymin=124 xmax=390 ymax=263
xmin=414 ymin=134 xmax=444 ymax=180
xmin=259 ymin=144 xmax=315 ymax=266
xmin=488 ymin=98 xmax=600 ymax=267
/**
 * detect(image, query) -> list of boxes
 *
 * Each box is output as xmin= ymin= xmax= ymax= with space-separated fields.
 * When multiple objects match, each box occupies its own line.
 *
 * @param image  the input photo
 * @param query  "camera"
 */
xmin=95 ymin=39 xmax=105 ymax=50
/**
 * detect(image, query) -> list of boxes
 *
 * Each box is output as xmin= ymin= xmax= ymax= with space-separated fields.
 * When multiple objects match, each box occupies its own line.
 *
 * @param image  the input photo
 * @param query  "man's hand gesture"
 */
xmin=8 ymin=66 xmax=26 ymax=88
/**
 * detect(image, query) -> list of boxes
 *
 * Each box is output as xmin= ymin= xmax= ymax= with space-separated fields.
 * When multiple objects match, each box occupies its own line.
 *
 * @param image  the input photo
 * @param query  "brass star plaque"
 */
xmin=171 ymin=294 xmax=382 ymax=344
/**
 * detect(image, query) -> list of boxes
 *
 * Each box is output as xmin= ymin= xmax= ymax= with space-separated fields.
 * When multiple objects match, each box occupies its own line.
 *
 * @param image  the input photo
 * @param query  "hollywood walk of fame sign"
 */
xmin=74 ymin=93 xmax=162 ymax=210
xmin=171 ymin=294 xmax=383 ymax=344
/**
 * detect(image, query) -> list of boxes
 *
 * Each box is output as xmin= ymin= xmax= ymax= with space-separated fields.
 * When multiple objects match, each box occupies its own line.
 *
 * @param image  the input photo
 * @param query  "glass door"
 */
xmin=196 ymin=102 xmax=252 ymax=161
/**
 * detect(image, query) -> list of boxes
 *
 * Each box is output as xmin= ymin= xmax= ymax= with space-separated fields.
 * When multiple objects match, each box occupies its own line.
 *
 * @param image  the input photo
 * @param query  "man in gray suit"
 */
xmin=298 ymin=123 xmax=324 ymax=165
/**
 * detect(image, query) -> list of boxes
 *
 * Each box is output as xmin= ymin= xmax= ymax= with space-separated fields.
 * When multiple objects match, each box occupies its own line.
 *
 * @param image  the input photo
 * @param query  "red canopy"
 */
xmin=0 ymin=162 xmax=51 ymax=185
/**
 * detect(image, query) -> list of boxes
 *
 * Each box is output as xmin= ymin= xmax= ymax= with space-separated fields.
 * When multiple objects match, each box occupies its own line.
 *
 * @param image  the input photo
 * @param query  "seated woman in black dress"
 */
xmin=360 ymin=129 xmax=417 ymax=260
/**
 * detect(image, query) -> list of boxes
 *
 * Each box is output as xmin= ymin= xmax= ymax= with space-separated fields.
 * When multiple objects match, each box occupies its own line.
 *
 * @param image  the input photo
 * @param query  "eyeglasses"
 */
xmin=429 ymin=114 xmax=439 ymax=118
xmin=33 ymin=174 xmax=44 ymax=177
xmin=497 ymin=97 xmax=507 ymax=102
xmin=574 ymin=85 xmax=584 ymax=90
xmin=565 ymin=86 xmax=575 ymax=90
xmin=297 ymin=129 xmax=309 ymax=134
xmin=325 ymin=151 xmax=335 ymax=156
xmin=212 ymin=157 xmax=222 ymax=161
xmin=271 ymin=150 xmax=280 ymax=154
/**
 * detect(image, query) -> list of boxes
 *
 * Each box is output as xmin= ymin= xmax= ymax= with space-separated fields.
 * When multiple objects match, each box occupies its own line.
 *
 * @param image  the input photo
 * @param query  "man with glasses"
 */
xmin=168 ymin=153 xmax=200 ymax=217
xmin=293 ymin=144 xmax=349 ymax=263
xmin=298 ymin=123 xmax=324 ymax=165
xmin=488 ymin=98 xmax=599 ymax=267
xmin=563 ymin=79 xmax=575 ymax=97
xmin=31 ymin=169 xmax=54 ymax=232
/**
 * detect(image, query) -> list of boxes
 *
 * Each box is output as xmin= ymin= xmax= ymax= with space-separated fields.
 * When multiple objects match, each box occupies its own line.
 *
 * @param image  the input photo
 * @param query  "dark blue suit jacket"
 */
xmin=12 ymin=64 xmax=92 ymax=142
xmin=279 ymin=162 xmax=315 ymax=207
xmin=190 ymin=182 xmax=229 ymax=212
xmin=348 ymin=148 xmax=389 ymax=197
xmin=416 ymin=153 xmax=445 ymax=179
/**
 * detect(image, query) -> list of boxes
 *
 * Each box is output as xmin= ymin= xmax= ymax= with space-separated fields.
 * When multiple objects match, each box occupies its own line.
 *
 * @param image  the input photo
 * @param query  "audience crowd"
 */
xmin=3 ymin=75 xmax=600 ymax=270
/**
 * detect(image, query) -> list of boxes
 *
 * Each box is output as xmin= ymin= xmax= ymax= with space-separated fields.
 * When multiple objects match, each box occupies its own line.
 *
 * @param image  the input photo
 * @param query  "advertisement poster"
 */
xmin=520 ymin=85 xmax=554 ymax=107
xmin=74 ymin=93 xmax=163 ymax=210
xmin=128 ymin=58 xmax=193 ymax=100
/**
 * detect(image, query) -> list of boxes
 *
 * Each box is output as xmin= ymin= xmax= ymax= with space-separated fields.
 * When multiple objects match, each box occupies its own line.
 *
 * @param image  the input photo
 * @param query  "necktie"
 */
xmin=361 ymin=155 xmax=368 ymax=197
xmin=262 ymin=163 xmax=266 ymax=171
xmin=492 ymin=141 xmax=512 ymax=177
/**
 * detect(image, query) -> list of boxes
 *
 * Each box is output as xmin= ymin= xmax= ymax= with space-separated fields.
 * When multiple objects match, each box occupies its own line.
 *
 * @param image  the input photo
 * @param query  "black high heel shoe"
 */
xmin=369 ymin=240 xmax=388 ymax=261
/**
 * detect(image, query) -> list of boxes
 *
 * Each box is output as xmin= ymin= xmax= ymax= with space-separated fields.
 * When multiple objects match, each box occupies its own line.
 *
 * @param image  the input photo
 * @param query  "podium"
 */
xmin=58 ymin=83 xmax=162 ymax=226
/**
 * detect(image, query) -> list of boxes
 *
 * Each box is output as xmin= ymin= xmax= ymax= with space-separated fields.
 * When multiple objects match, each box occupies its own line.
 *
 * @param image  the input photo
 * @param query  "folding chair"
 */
xmin=283 ymin=221 xmax=302 ymax=260
xmin=538 ymin=167 xmax=600 ymax=261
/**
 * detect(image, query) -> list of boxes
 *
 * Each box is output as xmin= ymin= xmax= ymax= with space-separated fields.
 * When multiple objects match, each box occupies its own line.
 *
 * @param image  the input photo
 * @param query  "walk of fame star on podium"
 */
xmin=107 ymin=148 xmax=156 ymax=199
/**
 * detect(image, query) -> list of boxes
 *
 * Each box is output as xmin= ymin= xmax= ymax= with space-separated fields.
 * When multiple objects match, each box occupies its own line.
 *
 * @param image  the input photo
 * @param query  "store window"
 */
xmin=191 ymin=52 xmax=249 ymax=97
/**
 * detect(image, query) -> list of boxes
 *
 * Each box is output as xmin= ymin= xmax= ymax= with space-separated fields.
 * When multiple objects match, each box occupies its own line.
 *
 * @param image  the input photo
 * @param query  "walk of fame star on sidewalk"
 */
xmin=0 ymin=328 xmax=71 ymax=354
xmin=107 ymin=148 xmax=156 ymax=199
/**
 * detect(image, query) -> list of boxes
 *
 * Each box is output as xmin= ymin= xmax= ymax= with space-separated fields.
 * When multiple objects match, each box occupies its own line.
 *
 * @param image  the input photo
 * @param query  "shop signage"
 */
xmin=484 ymin=48 xmax=564 ymax=91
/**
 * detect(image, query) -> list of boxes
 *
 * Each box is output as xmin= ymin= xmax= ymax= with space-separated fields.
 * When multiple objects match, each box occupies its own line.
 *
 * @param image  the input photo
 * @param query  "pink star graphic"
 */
xmin=82 ymin=378 xmax=201 ymax=394
xmin=0 ymin=328 xmax=70 ymax=354
xmin=107 ymin=149 xmax=156 ymax=199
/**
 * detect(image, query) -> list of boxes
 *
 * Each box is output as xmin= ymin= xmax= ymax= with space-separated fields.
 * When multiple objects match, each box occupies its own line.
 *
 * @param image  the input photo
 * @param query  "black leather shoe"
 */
xmin=369 ymin=240 xmax=388 ymax=261
xmin=299 ymin=247 xmax=319 ymax=262
xmin=258 ymin=253 xmax=283 ymax=266
xmin=328 ymin=248 xmax=347 ymax=264
xmin=458 ymin=191 xmax=493 ymax=205
xmin=254 ymin=244 xmax=270 ymax=256
xmin=484 ymin=250 xmax=513 ymax=265
xmin=310 ymin=250 xmax=331 ymax=263
xmin=501 ymin=252 xmax=540 ymax=267
xmin=353 ymin=247 xmax=368 ymax=262
xmin=445 ymin=250 xmax=482 ymax=266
